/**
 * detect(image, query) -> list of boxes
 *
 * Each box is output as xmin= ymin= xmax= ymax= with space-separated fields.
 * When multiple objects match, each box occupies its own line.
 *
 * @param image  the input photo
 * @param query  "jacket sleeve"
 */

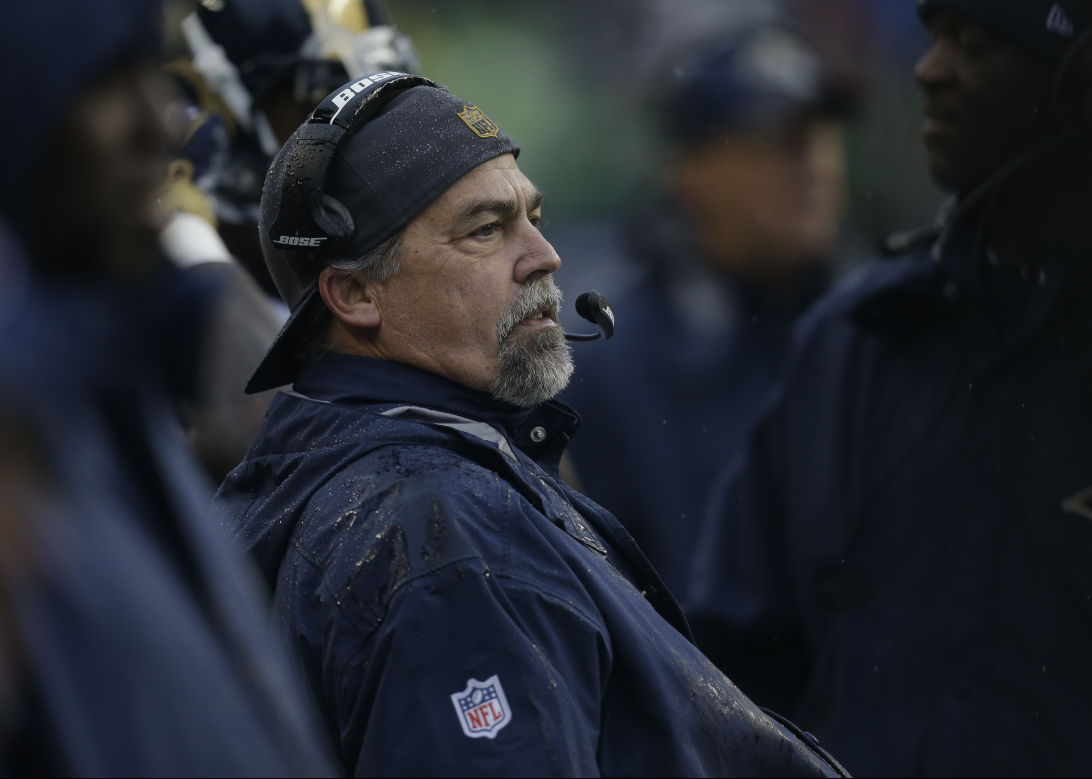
xmin=311 ymin=482 xmax=607 ymax=777
xmin=684 ymin=382 xmax=811 ymax=716
xmin=352 ymin=564 xmax=604 ymax=777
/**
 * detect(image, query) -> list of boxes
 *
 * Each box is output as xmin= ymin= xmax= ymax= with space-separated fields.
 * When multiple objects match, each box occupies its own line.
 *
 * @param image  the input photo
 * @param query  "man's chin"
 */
xmin=924 ymin=147 xmax=993 ymax=196
xmin=490 ymin=327 xmax=574 ymax=408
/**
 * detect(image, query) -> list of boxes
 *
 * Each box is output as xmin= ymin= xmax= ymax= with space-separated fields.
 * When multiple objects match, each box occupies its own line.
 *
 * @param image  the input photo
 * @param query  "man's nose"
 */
xmin=913 ymin=38 xmax=956 ymax=90
xmin=514 ymin=220 xmax=561 ymax=282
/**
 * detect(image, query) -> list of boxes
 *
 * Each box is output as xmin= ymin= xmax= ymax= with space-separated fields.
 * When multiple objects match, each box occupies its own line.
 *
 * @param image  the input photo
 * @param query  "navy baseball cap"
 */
xmin=655 ymin=22 xmax=857 ymax=144
xmin=917 ymin=0 xmax=1092 ymax=65
xmin=248 ymin=72 xmax=519 ymax=392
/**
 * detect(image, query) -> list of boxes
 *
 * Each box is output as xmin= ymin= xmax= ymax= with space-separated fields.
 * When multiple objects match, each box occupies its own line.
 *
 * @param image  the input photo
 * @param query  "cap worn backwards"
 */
xmin=248 ymin=71 xmax=519 ymax=393
xmin=917 ymin=0 xmax=1092 ymax=64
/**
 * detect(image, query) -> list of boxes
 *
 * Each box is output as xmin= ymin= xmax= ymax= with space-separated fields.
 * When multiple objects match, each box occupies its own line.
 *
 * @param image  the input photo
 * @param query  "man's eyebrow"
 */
xmin=456 ymin=190 xmax=546 ymax=223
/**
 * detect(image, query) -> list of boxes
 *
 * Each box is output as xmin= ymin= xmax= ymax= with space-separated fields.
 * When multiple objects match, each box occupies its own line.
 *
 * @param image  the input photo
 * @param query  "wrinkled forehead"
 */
xmin=409 ymin=154 xmax=542 ymax=226
xmin=917 ymin=2 xmax=1006 ymax=42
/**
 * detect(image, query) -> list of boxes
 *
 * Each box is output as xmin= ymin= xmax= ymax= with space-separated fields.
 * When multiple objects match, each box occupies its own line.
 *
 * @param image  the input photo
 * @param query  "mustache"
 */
xmin=497 ymin=276 xmax=563 ymax=342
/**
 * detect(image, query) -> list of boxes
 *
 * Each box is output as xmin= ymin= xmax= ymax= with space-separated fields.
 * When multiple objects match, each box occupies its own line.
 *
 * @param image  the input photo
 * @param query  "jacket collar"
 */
xmin=292 ymin=353 xmax=581 ymax=465
xmin=848 ymin=201 xmax=1089 ymax=336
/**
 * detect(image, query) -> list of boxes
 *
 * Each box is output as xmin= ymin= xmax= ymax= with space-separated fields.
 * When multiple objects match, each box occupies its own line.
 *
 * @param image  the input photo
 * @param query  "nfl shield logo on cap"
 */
xmin=457 ymin=105 xmax=500 ymax=138
xmin=450 ymin=674 xmax=512 ymax=739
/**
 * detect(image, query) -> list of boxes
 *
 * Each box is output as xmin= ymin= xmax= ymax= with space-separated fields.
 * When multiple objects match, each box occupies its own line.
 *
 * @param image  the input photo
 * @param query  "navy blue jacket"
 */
xmin=214 ymin=353 xmax=848 ymax=777
xmin=0 ymin=242 xmax=335 ymax=776
xmin=688 ymin=210 xmax=1092 ymax=777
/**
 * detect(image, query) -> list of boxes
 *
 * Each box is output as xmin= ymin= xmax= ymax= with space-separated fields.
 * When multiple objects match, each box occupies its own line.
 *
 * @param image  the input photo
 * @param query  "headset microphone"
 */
xmin=565 ymin=291 xmax=615 ymax=342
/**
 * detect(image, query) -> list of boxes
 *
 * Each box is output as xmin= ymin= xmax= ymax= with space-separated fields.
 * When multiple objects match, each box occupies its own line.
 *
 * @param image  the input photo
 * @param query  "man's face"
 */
xmin=34 ymin=63 xmax=181 ymax=277
xmin=914 ymin=8 xmax=1053 ymax=194
xmin=672 ymin=115 xmax=847 ymax=283
xmin=371 ymin=154 xmax=573 ymax=407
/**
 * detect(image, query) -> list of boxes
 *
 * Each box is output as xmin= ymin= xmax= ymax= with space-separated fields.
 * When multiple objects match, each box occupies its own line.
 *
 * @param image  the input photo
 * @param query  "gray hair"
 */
xmin=290 ymin=229 xmax=404 ymax=366
xmin=326 ymin=229 xmax=404 ymax=281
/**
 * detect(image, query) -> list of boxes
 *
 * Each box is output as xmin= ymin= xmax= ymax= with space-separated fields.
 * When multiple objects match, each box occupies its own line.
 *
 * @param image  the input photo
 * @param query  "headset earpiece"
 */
xmin=268 ymin=121 xmax=347 ymax=252
xmin=317 ymin=194 xmax=354 ymax=239
xmin=267 ymin=72 xmax=439 ymax=258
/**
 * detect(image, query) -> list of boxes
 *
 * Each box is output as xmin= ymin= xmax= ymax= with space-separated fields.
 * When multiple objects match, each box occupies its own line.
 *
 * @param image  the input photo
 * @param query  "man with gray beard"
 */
xmin=212 ymin=72 xmax=849 ymax=778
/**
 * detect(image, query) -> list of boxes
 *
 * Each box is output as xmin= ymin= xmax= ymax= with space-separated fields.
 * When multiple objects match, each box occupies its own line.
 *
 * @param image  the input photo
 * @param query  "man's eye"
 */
xmin=529 ymin=215 xmax=547 ymax=230
xmin=958 ymin=22 xmax=1000 ymax=56
xmin=471 ymin=223 xmax=499 ymax=238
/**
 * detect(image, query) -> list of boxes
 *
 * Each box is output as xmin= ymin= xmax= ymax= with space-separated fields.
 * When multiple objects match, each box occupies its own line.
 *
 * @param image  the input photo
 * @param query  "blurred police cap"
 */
xmin=651 ymin=18 xmax=858 ymax=144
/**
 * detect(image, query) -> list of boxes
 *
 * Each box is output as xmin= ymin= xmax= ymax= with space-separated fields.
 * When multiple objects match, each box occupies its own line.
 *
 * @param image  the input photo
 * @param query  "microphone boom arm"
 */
xmin=564 ymin=290 xmax=615 ymax=342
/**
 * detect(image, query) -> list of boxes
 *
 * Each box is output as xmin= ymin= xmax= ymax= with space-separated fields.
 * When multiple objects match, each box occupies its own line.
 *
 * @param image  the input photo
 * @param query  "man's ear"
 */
xmin=317 ymin=267 xmax=382 ymax=329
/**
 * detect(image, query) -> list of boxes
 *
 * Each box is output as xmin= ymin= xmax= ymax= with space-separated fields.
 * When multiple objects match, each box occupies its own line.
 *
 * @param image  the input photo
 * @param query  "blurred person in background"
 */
xmin=159 ymin=0 xmax=421 ymax=481
xmin=688 ymin=1 xmax=1092 ymax=775
xmin=0 ymin=0 xmax=336 ymax=773
xmin=557 ymin=16 xmax=858 ymax=599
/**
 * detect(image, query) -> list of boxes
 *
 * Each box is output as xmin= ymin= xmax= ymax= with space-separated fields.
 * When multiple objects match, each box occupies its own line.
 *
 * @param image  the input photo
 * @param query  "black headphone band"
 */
xmin=268 ymin=72 xmax=441 ymax=255
xmin=312 ymin=72 xmax=439 ymax=131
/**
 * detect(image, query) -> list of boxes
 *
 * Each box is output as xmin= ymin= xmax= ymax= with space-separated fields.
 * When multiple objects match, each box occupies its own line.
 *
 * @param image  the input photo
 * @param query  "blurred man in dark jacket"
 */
xmin=558 ymin=17 xmax=856 ymax=598
xmin=688 ymin=1 xmax=1092 ymax=775
xmin=0 ymin=1 xmax=336 ymax=774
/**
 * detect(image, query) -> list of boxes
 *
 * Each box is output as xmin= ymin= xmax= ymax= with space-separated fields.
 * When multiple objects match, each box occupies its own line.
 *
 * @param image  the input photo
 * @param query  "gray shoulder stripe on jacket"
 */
xmin=381 ymin=405 xmax=518 ymax=462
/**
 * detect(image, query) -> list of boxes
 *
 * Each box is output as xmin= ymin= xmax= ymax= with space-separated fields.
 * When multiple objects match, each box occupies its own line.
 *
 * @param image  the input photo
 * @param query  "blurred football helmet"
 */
xmin=180 ymin=0 xmax=420 ymax=156
xmin=161 ymin=0 xmax=420 ymax=294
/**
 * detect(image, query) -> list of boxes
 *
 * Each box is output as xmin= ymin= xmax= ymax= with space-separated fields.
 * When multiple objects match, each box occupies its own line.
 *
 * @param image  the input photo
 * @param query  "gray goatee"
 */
xmin=490 ymin=276 xmax=574 ymax=408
